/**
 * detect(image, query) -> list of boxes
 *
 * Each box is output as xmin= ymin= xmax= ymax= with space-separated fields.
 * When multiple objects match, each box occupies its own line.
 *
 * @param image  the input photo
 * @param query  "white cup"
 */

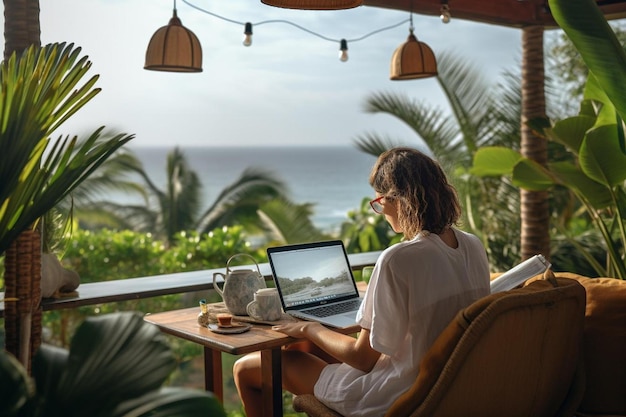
xmin=246 ymin=288 xmax=282 ymax=321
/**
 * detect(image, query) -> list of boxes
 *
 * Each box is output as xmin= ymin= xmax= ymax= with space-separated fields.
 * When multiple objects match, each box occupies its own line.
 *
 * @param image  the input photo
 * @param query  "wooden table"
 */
xmin=144 ymin=301 xmax=363 ymax=417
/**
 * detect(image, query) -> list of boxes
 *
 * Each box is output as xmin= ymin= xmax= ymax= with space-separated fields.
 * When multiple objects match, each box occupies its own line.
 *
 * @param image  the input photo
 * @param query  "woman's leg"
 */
xmin=285 ymin=340 xmax=340 ymax=364
xmin=233 ymin=349 xmax=328 ymax=417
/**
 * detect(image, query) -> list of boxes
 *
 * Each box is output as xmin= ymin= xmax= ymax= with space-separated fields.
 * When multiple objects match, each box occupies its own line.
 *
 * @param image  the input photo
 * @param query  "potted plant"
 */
xmin=0 ymin=41 xmax=133 ymax=255
xmin=0 ymin=42 xmax=133 ymax=368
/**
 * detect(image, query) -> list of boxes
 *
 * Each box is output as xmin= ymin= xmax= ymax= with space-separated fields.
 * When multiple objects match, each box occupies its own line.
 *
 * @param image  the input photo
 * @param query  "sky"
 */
xmin=5 ymin=0 xmax=546 ymax=147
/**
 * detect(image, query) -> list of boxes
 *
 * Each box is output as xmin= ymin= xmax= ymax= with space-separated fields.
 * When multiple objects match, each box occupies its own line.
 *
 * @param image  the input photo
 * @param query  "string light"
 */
xmin=339 ymin=39 xmax=348 ymax=62
xmin=181 ymin=0 xmax=412 ymax=61
xmin=243 ymin=22 xmax=253 ymax=46
xmin=440 ymin=1 xmax=451 ymax=23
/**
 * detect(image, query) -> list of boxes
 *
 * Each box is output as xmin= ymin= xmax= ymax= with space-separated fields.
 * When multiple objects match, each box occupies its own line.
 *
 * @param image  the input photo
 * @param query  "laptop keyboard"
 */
xmin=305 ymin=299 xmax=361 ymax=317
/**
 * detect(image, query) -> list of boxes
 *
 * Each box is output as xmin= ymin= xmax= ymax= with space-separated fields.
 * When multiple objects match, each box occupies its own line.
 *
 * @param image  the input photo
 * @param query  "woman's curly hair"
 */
xmin=369 ymin=147 xmax=461 ymax=239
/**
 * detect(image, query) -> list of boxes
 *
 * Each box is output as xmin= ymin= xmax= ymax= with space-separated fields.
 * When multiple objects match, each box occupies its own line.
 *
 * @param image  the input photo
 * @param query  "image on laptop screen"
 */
xmin=268 ymin=241 xmax=358 ymax=309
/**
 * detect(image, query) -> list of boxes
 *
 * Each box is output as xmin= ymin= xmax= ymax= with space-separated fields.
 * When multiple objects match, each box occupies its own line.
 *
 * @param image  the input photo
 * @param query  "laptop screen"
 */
xmin=267 ymin=240 xmax=358 ymax=309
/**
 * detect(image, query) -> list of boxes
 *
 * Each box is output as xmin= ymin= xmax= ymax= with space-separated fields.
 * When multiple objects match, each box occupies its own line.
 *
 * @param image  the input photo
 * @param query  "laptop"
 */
xmin=267 ymin=240 xmax=363 ymax=329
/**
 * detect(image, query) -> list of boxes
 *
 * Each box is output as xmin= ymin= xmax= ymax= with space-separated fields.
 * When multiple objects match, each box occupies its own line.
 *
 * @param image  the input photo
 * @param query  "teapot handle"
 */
xmin=213 ymin=272 xmax=225 ymax=297
xmin=226 ymin=253 xmax=263 ymax=280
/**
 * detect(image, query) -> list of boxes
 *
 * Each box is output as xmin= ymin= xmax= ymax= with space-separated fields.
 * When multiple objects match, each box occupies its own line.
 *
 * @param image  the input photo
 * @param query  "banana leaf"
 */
xmin=0 ymin=350 xmax=31 ymax=417
xmin=1 ymin=312 xmax=225 ymax=417
xmin=548 ymin=0 xmax=626 ymax=122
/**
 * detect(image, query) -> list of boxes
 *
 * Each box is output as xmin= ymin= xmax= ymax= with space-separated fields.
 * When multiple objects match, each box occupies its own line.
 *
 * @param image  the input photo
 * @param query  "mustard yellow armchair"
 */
xmin=293 ymin=276 xmax=587 ymax=417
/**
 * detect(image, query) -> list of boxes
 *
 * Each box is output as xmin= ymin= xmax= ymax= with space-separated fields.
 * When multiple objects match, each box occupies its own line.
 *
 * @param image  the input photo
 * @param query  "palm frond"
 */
xmin=257 ymin=198 xmax=330 ymax=244
xmin=0 ymin=43 xmax=134 ymax=254
xmin=491 ymin=70 xmax=523 ymax=149
xmin=162 ymin=148 xmax=203 ymax=241
xmin=361 ymin=91 xmax=462 ymax=161
xmin=352 ymin=134 xmax=403 ymax=157
xmin=437 ymin=52 xmax=494 ymax=130
xmin=196 ymin=167 xmax=289 ymax=234
xmin=74 ymin=202 xmax=156 ymax=231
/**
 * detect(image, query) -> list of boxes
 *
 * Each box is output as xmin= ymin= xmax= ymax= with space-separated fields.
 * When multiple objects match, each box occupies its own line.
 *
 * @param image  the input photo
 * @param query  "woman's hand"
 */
xmin=272 ymin=321 xmax=322 ymax=338
xmin=272 ymin=322 xmax=380 ymax=372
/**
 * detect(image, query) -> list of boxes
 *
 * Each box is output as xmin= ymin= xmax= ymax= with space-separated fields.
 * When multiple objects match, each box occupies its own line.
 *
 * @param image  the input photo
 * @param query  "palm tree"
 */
xmin=134 ymin=147 xmax=203 ymax=244
xmin=519 ymin=26 xmax=551 ymax=262
xmin=3 ymin=0 xmax=40 ymax=61
xmin=352 ymin=52 xmax=522 ymax=270
xmin=38 ymin=136 xmax=151 ymax=254
xmin=257 ymin=197 xmax=331 ymax=245
xmin=83 ymin=147 xmax=326 ymax=246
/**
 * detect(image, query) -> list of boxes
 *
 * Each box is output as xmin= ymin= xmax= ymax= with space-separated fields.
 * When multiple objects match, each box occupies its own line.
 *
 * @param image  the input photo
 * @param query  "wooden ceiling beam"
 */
xmin=362 ymin=0 xmax=626 ymax=28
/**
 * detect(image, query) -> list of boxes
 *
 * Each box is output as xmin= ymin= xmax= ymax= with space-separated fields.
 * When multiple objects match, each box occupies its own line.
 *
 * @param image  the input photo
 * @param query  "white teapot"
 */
xmin=213 ymin=253 xmax=266 ymax=315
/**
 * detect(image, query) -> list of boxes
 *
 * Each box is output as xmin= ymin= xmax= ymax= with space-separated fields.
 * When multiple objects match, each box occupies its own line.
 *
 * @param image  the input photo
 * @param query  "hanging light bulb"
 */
xmin=339 ymin=39 xmax=349 ymax=62
xmin=243 ymin=22 xmax=253 ymax=47
xmin=440 ymin=2 xmax=451 ymax=23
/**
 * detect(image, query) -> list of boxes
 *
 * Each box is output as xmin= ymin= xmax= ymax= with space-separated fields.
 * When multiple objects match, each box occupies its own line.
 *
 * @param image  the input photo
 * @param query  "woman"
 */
xmin=234 ymin=147 xmax=490 ymax=416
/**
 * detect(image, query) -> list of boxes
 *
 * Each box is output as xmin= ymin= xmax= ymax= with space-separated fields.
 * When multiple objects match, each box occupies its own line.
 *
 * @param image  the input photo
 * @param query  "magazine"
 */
xmin=490 ymin=254 xmax=551 ymax=293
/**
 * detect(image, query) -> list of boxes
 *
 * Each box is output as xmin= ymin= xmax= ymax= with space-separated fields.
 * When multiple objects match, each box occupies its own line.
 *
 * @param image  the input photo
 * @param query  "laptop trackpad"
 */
xmin=326 ymin=314 xmax=359 ymax=329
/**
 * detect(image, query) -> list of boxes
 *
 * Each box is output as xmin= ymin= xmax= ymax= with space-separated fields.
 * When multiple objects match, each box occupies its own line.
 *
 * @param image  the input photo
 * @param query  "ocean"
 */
xmin=124 ymin=145 xmax=379 ymax=234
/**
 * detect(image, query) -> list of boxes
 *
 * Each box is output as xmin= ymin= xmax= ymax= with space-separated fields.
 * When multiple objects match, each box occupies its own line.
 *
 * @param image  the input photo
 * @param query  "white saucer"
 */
xmin=207 ymin=323 xmax=252 ymax=334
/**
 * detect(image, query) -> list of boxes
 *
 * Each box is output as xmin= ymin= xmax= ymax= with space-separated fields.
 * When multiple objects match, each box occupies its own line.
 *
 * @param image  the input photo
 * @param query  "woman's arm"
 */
xmin=272 ymin=322 xmax=380 ymax=373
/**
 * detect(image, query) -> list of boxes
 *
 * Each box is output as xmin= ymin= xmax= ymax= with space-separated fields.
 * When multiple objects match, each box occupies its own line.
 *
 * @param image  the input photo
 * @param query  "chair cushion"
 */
xmin=386 ymin=277 xmax=586 ymax=417
xmin=293 ymin=394 xmax=344 ymax=417
xmin=549 ymin=273 xmax=626 ymax=416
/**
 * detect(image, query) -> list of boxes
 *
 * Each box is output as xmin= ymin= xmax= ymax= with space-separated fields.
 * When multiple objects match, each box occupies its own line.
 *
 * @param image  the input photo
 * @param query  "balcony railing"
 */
xmin=0 ymin=251 xmax=381 ymax=317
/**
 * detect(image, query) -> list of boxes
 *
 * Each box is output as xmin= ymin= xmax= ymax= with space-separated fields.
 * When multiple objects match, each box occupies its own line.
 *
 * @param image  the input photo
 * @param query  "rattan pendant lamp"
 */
xmin=145 ymin=0 xmax=203 ymax=72
xmin=390 ymin=11 xmax=437 ymax=80
xmin=260 ymin=0 xmax=362 ymax=10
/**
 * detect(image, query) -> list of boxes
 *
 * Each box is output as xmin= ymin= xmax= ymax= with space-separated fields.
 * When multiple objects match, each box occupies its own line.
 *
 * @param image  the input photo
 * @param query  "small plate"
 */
xmin=208 ymin=323 xmax=252 ymax=334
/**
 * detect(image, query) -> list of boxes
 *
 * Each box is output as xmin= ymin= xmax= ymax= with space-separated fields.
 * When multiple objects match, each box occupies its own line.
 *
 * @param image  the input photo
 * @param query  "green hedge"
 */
xmin=63 ymin=226 xmax=264 ymax=283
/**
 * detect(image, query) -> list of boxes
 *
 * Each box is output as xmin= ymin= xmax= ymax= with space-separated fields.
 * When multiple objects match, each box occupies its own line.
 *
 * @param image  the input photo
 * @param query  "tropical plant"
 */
xmin=352 ymin=52 xmax=522 ymax=270
xmin=86 ymin=147 xmax=326 ymax=246
xmin=548 ymin=0 xmax=626 ymax=119
xmin=472 ymin=97 xmax=625 ymax=277
xmin=0 ymin=312 xmax=225 ymax=417
xmin=257 ymin=197 xmax=331 ymax=245
xmin=546 ymin=21 xmax=626 ymax=114
xmin=55 ymin=145 xmax=149 ymax=232
xmin=340 ymin=197 xmax=398 ymax=253
xmin=0 ymin=42 xmax=135 ymax=369
xmin=0 ymin=42 xmax=134 ymax=256
xmin=472 ymin=0 xmax=626 ymax=279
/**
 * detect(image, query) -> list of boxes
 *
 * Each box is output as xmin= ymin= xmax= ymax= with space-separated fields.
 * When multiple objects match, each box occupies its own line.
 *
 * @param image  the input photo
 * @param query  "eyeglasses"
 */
xmin=369 ymin=196 xmax=386 ymax=214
